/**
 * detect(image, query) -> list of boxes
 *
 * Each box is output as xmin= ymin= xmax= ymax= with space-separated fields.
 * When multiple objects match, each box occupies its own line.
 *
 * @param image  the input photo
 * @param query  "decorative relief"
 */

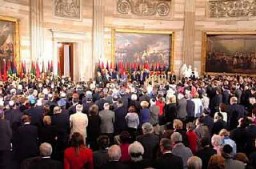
xmin=209 ymin=0 xmax=256 ymax=18
xmin=117 ymin=0 xmax=171 ymax=16
xmin=54 ymin=0 xmax=81 ymax=19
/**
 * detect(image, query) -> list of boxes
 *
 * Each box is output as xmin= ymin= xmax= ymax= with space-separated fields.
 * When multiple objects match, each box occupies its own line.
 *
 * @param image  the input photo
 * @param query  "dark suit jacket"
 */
xmin=196 ymin=147 xmax=217 ymax=169
xmin=0 ymin=119 xmax=12 ymax=151
xmin=29 ymin=158 xmax=63 ymax=169
xmin=137 ymin=133 xmax=159 ymax=160
xmin=102 ymin=161 xmax=130 ymax=169
xmin=13 ymin=124 xmax=39 ymax=161
xmin=154 ymin=153 xmax=183 ymax=169
xmin=26 ymin=106 xmax=44 ymax=127
xmin=4 ymin=108 xmax=23 ymax=130
xmin=227 ymin=104 xmax=246 ymax=130
xmin=114 ymin=106 xmax=127 ymax=133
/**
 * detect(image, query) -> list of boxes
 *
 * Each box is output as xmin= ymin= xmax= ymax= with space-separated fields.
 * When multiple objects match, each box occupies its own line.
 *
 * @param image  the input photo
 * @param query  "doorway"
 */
xmin=57 ymin=42 xmax=74 ymax=80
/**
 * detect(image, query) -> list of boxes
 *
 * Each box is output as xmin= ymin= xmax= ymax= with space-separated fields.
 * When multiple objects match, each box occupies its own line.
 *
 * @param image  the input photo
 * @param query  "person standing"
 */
xmin=99 ymin=103 xmax=115 ymax=142
xmin=70 ymin=104 xmax=88 ymax=141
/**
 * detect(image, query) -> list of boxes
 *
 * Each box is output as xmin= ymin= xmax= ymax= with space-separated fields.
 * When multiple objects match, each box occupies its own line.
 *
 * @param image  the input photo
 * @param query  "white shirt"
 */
xmin=70 ymin=111 xmax=88 ymax=138
xmin=192 ymin=98 xmax=203 ymax=117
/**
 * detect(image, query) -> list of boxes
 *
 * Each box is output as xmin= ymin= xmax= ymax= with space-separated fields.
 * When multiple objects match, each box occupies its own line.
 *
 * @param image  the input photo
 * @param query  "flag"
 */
xmin=57 ymin=61 xmax=61 ymax=76
xmin=30 ymin=61 xmax=35 ymax=76
xmin=12 ymin=61 xmax=17 ymax=75
xmin=115 ymin=62 xmax=118 ymax=71
xmin=100 ymin=61 xmax=104 ymax=69
xmin=50 ymin=60 xmax=53 ymax=72
xmin=7 ymin=60 xmax=12 ymax=76
xmin=36 ymin=61 xmax=40 ymax=78
xmin=3 ymin=60 xmax=7 ymax=81
xmin=48 ymin=60 xmax=51 ymax=73
xmin=106 ymin=61 xmax=109 ymax=71
xmin=41 ymin=61 xmax=45 ymax=73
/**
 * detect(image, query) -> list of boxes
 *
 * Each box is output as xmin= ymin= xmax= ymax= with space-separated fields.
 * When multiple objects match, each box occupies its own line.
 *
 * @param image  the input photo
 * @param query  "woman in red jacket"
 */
xmin=64 ymin=132 xmax=93 ymax=169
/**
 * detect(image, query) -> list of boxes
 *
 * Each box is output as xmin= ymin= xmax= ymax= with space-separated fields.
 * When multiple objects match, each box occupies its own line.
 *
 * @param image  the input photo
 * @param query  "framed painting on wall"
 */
xmin=112 ymin=29 xmax=174 ymax=71
xmin=202 ymin=32 xmax=256 ymax=74
xmin=0 ymin=16 xmax=19 ymax=64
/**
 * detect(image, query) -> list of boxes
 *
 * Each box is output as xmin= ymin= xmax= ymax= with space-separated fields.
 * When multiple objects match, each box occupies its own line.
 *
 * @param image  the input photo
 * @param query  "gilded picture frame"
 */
xmin=0 ymin=16 xmax=20 ymax=65
xmin=112 ymin=29 xmax=174 ymax=72
xmin=202 ymin=32 xmax=256 ymax=75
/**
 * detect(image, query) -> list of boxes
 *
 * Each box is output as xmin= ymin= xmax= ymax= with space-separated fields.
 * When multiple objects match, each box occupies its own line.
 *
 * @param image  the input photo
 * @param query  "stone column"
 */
xmin=183 ymin=0 xmax=196 ymax=66
xmin=30 ymin=0 xmax=43 ymax=61
xmin=93 ymin=0 xmax=105 ymax=65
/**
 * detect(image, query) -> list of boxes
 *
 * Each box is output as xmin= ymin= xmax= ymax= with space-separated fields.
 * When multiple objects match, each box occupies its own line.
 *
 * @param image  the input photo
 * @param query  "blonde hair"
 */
xmin=140 ymin=101 xmax=149 ymax=108
xmin=169 ymin=95 xmax=176 ymax=104
xmin=173 ymin=119 xmax=183 ymax=129
xmin=219 ymin=129 xmax=229 ymax=137
xmin=43 ymin=116 xmax=52 ymax=126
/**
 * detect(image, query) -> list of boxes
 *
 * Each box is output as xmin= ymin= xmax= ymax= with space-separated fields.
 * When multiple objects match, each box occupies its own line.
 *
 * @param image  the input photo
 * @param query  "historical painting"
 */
xmin=54 ymin=0 xmax=81 ymax=20
xmin=204 ymin=33 xmax=256 ymax=74
xmin=113 ymin=30 xmax=173 ymax=71
xmin=0 ymin=16 xmax=19 ymax=63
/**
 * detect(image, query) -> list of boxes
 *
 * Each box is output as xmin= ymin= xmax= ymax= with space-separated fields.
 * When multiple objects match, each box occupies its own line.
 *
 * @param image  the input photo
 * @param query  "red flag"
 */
xmin=58 ymin=61 xmax=61 ymax=76
xmin=50 ymin=60 xmax=53 ymax=72
xmin=100 ymin=61 xmax=104 ymax=69
xmin=36 ymin=61 xmax=40 ymax=78
xmin=3 ymin=60 xmax=7 ymax=81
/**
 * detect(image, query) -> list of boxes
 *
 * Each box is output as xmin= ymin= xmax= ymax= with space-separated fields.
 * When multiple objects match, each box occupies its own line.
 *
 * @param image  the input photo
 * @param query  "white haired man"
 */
xmin=137 ymin=123 xmax=159 ymax=160
xmin=29 ymin=143 xmax=62 ymax=169
xmin=103 ymin=145 xmax=130 ymax=169
xmin=70 ymin=104 xmax=88 ymax=140
xmin=171 ymin=132 xmax=193 ymax=169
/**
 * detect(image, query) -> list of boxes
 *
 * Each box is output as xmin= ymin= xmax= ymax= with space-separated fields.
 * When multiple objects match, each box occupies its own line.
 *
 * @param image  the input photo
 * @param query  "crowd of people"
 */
xmin=1 ymin=72 xmax=256 ymax=169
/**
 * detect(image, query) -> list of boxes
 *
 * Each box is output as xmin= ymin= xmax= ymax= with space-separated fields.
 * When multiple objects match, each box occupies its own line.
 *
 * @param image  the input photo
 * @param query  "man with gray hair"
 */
xmin=137 ymin=122 xmax=159 ymax=160
xmin=29 ymin=143 xmax=62 ymax=169
xmin=103 ymin=145 xmax=130 ymax=169
xmin=99 ymin=103 xmax=115 ymax=142
xmin=171 ymin=132 xmax=193 ymax=169
xmin=70 ymin=104 xmax=88 ymax=140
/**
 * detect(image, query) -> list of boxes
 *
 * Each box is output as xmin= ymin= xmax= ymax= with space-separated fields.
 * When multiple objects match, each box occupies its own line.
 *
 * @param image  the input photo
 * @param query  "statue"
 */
xmin=180 ymin=64 xmax=187 ymax=78
xmin=184 ymin=65 xmax=192 ymax=78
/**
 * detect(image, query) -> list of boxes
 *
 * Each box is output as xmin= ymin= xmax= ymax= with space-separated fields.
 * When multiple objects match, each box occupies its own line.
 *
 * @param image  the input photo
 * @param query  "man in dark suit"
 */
xmin=29 ymin=143 xmax=62 ymax=169
xmin=51 ymin=106 xmax=70 ymax=161
xmin=227 ymin=96 xmax=246 ymax=130
xmin=114 ymin=100 xmax=128 ymax=134
xmin=137 ymin=123 xmax=159 ymax=160
xmin=0 ymin=110 xmax=12 ymax=169
xmin=4 ymin=100 xmax=23 ymax=131
xmin=154 ymin=138 xmax=183 ymax=169
xmin=13 ymin=115 xmax=39 ymax=164
xmin=25 ymin=100 xmax=44 ymax=127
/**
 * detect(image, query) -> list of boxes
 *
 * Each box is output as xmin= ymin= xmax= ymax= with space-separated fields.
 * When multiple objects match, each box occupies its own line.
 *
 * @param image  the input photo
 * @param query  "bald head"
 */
xmin=108 ymin=145 xmax=121 ymax=161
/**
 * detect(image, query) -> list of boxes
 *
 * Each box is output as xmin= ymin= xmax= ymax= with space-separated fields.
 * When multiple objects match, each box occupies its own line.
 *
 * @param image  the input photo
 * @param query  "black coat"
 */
xmin=227 ymin=104 xmax=246 ymax=130
xmin=13 ymin=124 xmax=39 ymax=162
xmin=137 ymin=133 xmax=159 ymax=160
xmin=0 ymin=119 xmax=12 ymax=151
xmin=102 ymin=161 xmax=130 ymax=169
xmin=196 ymin=147 xmax=217 ymax=169
xmin=26 ymin=106 xmax=44 ymax=127
xmin=154 ymin=153 xmax=183 ymax=169
xmin=4 ymin=108 xmax=23 ymax=131
xmin=164 ymin=103 xmax=177 ymax=124
xmin=29 ymin=158 xmax=63 ymax=169
xmin=114 ymin=106 xmax=128 ymax=133
xmin=128 ymin=159 xmax=152 ymax=169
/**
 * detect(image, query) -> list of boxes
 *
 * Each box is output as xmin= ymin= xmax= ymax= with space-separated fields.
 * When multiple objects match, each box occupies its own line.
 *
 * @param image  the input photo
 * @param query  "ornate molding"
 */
xmin=54 ymin=0 xmax=81 ymax=20
xmin=117 ymin=0 xmax=171 ymax=16
xmin=208 ymin=0 xmax=256 ymax=18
